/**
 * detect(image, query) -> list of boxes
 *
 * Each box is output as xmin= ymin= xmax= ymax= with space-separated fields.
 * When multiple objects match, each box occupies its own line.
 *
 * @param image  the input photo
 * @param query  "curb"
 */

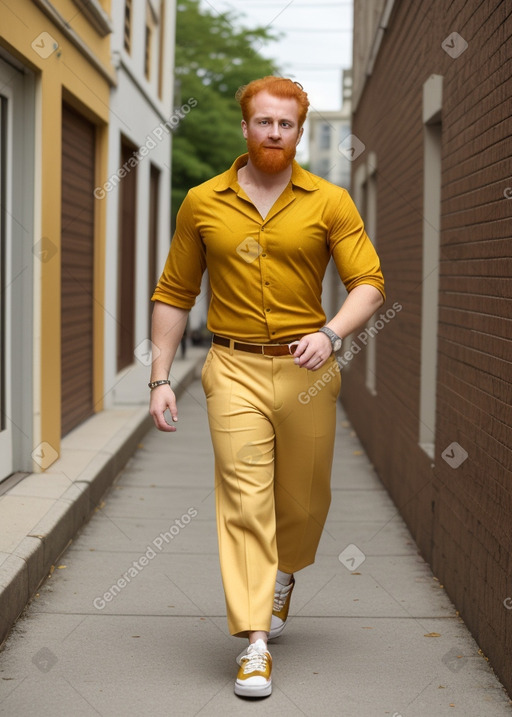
xmin=0 ymin=356 xmax=203 ymax=648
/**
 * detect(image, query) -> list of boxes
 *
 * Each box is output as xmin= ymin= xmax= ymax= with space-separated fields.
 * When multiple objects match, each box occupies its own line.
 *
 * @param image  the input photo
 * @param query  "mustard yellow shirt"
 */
xmin=152 ymin=154 xmax=385 ymax=342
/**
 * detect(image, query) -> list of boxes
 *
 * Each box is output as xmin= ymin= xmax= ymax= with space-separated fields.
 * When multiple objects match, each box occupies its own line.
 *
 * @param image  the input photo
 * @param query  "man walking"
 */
xmin=149 ymin=76 xmax=385 ymax=698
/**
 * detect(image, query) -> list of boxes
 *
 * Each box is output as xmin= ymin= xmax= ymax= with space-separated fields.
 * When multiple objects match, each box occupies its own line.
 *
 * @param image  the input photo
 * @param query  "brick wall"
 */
xmin=344 ymin=0 xmax=512 ymax=694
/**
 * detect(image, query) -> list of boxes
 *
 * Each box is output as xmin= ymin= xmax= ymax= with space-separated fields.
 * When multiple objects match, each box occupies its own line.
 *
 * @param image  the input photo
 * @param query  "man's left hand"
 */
xmin=293 ymin=332 xmax=332 ymax=370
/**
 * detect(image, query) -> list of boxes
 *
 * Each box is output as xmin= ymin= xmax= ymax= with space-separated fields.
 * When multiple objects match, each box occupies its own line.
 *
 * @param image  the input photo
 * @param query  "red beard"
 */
xmin=247 ymin=137 xmax=296 ymax=174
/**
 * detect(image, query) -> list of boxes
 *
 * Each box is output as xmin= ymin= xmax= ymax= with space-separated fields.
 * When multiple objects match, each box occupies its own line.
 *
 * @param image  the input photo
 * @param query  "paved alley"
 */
xmin=0 ymin=380 xmax=510 ymax=716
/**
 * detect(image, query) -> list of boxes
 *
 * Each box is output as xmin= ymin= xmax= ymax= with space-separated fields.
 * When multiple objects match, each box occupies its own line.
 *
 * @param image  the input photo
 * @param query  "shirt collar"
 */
xmin=213 ymin=153 xmax=320 ymax=193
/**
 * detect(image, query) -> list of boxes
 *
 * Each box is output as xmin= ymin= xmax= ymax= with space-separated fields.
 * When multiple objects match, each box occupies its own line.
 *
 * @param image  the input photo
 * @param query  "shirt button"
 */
xmin=261 ymin=253 xmax=267 ymax=257
xmin=264 ymin=282 xmax=270 ymax=286
xmin=265 ymin=308 xmax=271 ymax=312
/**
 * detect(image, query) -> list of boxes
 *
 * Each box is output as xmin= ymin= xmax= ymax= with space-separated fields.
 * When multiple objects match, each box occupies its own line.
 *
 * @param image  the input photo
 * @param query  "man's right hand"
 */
xmin=149 ymin=385 xmax=178 ymax=432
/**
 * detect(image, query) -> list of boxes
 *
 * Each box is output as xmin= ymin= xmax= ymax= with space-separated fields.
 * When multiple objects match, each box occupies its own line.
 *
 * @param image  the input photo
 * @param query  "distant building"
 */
xmin=308 ymin=70 xmax=356 ymax=321
xmin=308 ymin=70 xmax=353 ymax=189
xmin=346 ymin=0 xmax=512 ymax=697
xmin=103 ymin=0 xmax=175 ymax=406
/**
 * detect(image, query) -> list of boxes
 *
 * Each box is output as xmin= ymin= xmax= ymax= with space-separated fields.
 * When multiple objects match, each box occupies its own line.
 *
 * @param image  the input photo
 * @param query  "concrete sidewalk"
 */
xmin=0 ymin=347 xmax=206 ymax=652
xmin=0 ymin=379 xmax=510 ymax=716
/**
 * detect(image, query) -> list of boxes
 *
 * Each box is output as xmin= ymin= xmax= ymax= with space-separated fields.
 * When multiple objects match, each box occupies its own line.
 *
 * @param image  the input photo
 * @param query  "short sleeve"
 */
xmin=151 ymin=190 xmax=207 ymax=309
xmin=328 ymin=190 xmax=385 ymax=301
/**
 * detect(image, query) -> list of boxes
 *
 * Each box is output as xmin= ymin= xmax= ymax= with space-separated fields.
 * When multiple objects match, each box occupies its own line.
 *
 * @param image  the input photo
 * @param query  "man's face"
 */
xmin=241 ymin=91 xmax=303 ymax=174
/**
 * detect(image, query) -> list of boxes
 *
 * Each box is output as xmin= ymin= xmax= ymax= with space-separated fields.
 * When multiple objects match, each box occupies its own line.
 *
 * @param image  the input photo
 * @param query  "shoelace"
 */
xmin=239 ymin=647 xmax=269 ymax=674
xmin=273 ymin=582 xmax=292 ymax=611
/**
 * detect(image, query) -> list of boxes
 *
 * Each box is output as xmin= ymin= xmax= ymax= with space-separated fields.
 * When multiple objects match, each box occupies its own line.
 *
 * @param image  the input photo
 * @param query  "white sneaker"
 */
xmin=235 ymin=639 xmax=272 ymax=698
xmin=269 ymin=576 xmax=295 ymax=640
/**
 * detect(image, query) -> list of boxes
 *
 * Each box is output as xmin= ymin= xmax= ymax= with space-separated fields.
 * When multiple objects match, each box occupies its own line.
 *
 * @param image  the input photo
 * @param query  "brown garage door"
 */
xmin=61 ymin=103 xmax=95 ymax=436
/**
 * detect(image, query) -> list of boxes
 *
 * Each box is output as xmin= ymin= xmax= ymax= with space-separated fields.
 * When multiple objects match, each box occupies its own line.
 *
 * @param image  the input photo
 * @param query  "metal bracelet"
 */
xmin=148 ymin=379 xmax=171 ymax=390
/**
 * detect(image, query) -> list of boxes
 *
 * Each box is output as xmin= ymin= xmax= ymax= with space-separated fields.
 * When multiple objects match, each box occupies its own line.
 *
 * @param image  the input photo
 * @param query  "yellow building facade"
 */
xmin=0 ymin=0 xmax=115 ymax=476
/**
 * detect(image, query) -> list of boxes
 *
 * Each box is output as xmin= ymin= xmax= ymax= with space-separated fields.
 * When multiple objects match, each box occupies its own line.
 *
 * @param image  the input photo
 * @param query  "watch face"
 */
xmin=333 ymin=338 xmax=342 ymax=351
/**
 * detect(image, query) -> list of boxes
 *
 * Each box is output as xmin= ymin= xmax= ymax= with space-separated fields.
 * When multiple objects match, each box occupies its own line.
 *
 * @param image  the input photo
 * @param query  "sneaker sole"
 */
xmin=234 ymin=679 xmax=272 ymax=698
xmin=268 ymin=621 xmax=286 ymax=640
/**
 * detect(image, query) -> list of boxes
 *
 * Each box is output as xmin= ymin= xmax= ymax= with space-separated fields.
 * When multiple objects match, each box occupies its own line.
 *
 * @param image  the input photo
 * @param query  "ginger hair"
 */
xmin=236 ymin=76 xmax=310 ymax=127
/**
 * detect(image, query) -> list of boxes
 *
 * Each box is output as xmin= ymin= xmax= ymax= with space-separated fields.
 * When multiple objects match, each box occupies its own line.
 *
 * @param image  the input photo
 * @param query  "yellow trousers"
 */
xmin=201 ymin=342 xmax=341 ymax=637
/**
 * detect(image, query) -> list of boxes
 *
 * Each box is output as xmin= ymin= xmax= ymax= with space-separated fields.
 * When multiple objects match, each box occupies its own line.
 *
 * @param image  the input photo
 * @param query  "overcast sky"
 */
xmin=200 ymin=1 xmax=353 ymax=108
xmin=199 ymin=1 xmax=353 ymax=161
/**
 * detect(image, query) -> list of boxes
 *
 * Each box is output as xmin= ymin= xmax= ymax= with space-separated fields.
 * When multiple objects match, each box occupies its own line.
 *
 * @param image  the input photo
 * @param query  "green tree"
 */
xmin=171 ymin=0 xmax=280 ymax=226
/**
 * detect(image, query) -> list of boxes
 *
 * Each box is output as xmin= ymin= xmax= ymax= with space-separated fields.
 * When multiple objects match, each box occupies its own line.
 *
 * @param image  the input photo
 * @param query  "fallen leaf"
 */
xmin=353 ymin=450 xmax=363 ymax=456
xmin=351 ymin=571 xmax=362 ymax=575
xmin=438 ymin=686 xmax=445 ymax=689
xmin=424 ymin=632 xmax=442 ymax=638
xmin=57 ymin=565 xmax=67 ymax=569
xmin=362 ymin=626 xmax=374 ymax=629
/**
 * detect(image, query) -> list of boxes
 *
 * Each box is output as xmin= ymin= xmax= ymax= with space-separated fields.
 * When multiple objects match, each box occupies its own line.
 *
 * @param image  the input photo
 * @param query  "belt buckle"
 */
xmin=287 ymin=340 xmax=300 ymax=355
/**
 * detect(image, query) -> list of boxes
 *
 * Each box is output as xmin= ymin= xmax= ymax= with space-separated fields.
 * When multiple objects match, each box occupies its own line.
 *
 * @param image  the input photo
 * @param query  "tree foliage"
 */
xmin=171 ymin=0 xmax=280 ymax=225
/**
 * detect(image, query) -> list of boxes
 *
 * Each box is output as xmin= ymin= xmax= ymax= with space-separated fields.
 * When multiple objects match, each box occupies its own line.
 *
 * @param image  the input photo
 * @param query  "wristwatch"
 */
xmin=318 ymin=327 xmax=343 ymax=352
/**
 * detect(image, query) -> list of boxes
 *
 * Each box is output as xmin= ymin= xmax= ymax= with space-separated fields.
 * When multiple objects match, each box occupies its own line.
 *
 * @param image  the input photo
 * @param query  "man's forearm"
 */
xmin=326 ymin=284 xmax=384 ymax=339
xmin=150 ymin=301 xmax=189 ymax=381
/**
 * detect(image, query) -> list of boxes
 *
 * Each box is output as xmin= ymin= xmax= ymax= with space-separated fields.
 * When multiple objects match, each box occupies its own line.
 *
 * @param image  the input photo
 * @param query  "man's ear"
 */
xmin=296 ymin=126 xmax=304 ymax=146
xmin=241 ymin=119 xmax=248 ymax=140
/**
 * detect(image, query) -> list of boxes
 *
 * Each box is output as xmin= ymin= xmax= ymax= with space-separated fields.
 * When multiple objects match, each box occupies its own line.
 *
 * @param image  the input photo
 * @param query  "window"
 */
xmin=319 ymin=123 xmax=331 ymax=150
xmin=124 ymin=0 xmax=132 ymax=53
xmin=343 ymin=162 xmax=368 ymax=373
xmin=318 ymin=157 xmax=331 ymax=179
xmin=144 ymin=24 xmax=152 ymax=79
xmin=419 ymin=75 xmax=443 ymax=457
xmin=364 ymin=160 xmax=378 ymax=395
xmin=145 ymin=1 xmax=158 ymax=81
xmin=157 ymin=0 xmax=165 ymax=98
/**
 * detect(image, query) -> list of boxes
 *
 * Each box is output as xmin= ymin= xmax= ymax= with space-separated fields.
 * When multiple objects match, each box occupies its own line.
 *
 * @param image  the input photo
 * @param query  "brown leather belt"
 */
xmin=212 ymin=334 xmax=301 ymax=356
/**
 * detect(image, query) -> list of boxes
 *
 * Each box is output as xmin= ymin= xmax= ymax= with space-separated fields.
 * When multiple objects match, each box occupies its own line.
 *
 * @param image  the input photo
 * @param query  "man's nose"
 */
xmin=268 ymin=122 xmax=281 ymax=139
